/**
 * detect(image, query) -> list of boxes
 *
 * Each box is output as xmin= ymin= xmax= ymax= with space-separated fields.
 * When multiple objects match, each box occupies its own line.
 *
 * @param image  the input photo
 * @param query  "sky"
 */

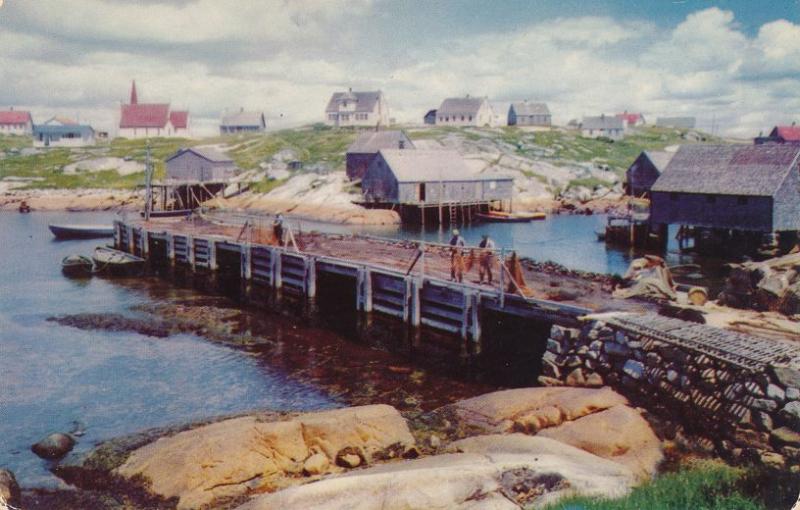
xmin=0 ymin=0 xmax=798 ymax=137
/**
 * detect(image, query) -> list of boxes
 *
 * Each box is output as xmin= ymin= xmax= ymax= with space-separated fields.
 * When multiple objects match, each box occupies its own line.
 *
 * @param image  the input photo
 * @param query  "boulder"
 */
xmin=447 ymin=387 xmax=628 ymax=435
xmin=115 ymin=405 xmax=415 ymax=509
xmin=537 ymin=405 xmax=663 ymax=480
xmin=31 ymin=432 xmax=75 ymax=459
xmin=0 ymin=469 xmax=21 ymax=508
xmin=236 ymin=437 xmax=636 ymax=510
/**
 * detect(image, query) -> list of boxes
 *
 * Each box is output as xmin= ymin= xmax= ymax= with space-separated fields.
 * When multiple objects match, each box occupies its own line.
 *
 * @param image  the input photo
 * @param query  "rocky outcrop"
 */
xmin=0 ymin=469 xmax=21 ymax=508
xmin=114 ymin=405 xmax=415 ymax=509
xmin=31 ymin=433 xmax=75 ymax=460
xmin=236 ymin=436 xmax=636 ymax=510
xmin=718 ymin=252 xmax=800 ymax=315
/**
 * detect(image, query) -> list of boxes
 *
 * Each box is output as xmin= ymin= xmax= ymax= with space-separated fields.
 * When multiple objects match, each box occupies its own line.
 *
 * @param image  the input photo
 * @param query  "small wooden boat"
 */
xmin=140 ymin=209 xmax=193 ymax=218
xmin=61 ymin=254 xmax=94 ymax=277
xmin=49 ymin=224 xmax=114 ymax=240
xmin=92 ymin=247 xmax=145 ymax=276
xmin=476 ymin=211 xmax=546 ymax=223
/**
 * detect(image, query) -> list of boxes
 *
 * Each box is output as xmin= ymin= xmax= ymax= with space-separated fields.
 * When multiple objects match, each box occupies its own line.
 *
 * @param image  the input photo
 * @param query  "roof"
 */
xmin=511 ymin=102 xmax=550 ymax=116
xmin=43 ymin=116 xmax=78 ymax=126
xmin=651 ymin=144 xmax=800 ymax=196
xmin=0 ymin=110 xmax=32 ymax=125
xmin=120 ymin=103 xmax=170 ymax=128
xmin=347 ymin=130 xmax=414 ymax=154
xmin=438 ymin=97 xmax=488 ymax=116
xmin=655 ymin=117 xmax=696 ymax=129
xmin=33 ymin=124 xmax=94 ymax=136
xmin=325 ymin=91 xmax=383 ymax=113
xmin=221 ymin=110 xmax=265 ymax=128
xmin=170 ymin=111 xmax=189 ymax=129
xmin=377 ymin=149 xmax=511 ymax=183
xmin=616 ymin=112 xmax=643 ymax=124
xmin=642 ymin=151 xmax=675 ymax=172
xmin=166 ymin=146 xmax=233 ymax=164
xmin=582 ymin=115 xmax=624 ymax=130
xmin=771 ymin=125 xmax=800 ymax=142
xmin=424 ymin=109 xmax=437 ymax=117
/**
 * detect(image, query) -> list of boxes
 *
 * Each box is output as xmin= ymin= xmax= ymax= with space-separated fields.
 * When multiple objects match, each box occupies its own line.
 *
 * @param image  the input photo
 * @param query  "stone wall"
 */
xmin=539 ymin=313 xmax=800 ymax=468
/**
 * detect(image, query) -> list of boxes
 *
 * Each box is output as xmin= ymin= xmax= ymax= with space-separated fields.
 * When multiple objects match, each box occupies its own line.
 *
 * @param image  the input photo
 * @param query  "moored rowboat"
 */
xmin=92 ymin=247 xmax=145 ymax=276
xmin=49 ymin=224 xmax=114 ymax=240
xmin=61 ymin=255 xmax=94 ymax=277
xmin=476 ymin=211 xmax=546 ymax=223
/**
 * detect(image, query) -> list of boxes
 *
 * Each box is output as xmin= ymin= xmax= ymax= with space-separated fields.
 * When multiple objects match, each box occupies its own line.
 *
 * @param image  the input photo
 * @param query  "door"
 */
xmin=418 ymin=183 xmax=426 ymax=202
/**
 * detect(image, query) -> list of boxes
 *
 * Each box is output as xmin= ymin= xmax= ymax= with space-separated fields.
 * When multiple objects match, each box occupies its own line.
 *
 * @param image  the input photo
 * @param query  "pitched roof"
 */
xmin=651 ymin=144 xmax=800 ymax=196
xmin=170 ymin=111 xmax=189 ymax=129
xmin=0 ymin=110 xmax=32 ymax=125
xmin=377 ymin=149 xmax=510 ymax=182
xmin=655 ymin=117 xmax=696 ymax=129
xmin=616 ymin=112 xmax=643 ymax=125
xmin=166 ymin=146 xmax=233 ymax=164
xmin=347 ymin=130 xmax=414 ymax=154
xmin=643 ymin=151 xmax=675 ymax=172
xmin=511 ymin=102 xmax=550 ymax=116
xmin=33 ymin=124 xmax=94 ymax=136
xmin=221 ymin=110 xmax=265 ymax=128
xmin=582 ymin=115 xmax=624 ymax=130
xmin=325 ymin=91 xmax=383 ymax=113
xmin=438 ymin=97 xmax=488 ymax=116
xmin=43 ymin=116 xmax=78 ymax=126
xmin=120 ymin=103 xmax=170 ymax=128
xmin=771 ymin=125 xmax=800 ymax=142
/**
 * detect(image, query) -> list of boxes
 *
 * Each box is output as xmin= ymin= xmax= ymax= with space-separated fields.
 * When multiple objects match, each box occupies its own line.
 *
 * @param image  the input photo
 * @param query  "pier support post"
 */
xmin=271 ymin=249 xmax=282 ymax=289
xmin=114 ymin=222 xmax=122 ymax=250
xmin=305 ymin=257 xmax=316 ymax=299
xmin=166 ymin=233 xmax=175 ymax=263
xmin=403 ymin=276 xmax=412 ymax=322
xmin=241 ymin=245 xmax=252 ymax=280
xmin=127 ymin=225 xmax=135 ymax=254
xmin=460 ymin=290 xmax=470 ymax=340
xmin=208 ymin=241 xmax=218 ymax=271
xmin=470 ymin=292 xmax=482 ymax=353
xmin=186 ymin=235 xmax=195 ymax=271
xmin=141 ymin=230 xmax=150 ymax=258
xmin=410 ymin=278 xmax=421 ymax=328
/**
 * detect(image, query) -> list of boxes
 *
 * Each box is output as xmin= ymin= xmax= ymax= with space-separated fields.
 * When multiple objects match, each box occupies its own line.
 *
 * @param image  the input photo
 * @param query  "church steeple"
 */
xmin=130 ymin=80 xmax=138 ymax=105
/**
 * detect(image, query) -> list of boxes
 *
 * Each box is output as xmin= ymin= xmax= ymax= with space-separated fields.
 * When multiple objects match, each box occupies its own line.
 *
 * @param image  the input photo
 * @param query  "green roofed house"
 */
xmin=33 ymin=117 xmax=95 ymax=147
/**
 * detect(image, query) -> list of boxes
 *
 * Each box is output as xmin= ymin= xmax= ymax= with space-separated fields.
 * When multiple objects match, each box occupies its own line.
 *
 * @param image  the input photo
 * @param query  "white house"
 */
xmin=0 ymin=109 xmax=33 ymax=135
xmin=436 ymin=96 xmax=494 ymax=127
xmin=325 ymin=89 xmax=389 ymax=127
xmin=581 ymin=115 xmax=625 ymax=140
xmin=220 ymin=109 xmax=266 ymax=134
xmin=118 ymin=81 xmax=190 ymax=139
xmin=33 ymin=117 xmax=95 ymax=147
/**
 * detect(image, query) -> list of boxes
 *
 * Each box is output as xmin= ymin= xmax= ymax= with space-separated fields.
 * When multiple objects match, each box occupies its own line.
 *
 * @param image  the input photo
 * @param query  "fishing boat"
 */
xmin=49 ymin=224 xmax=114 ymax=239
xmin=92 ymin=247 xmax=145 ymax=276
xmin=61 ymin=254 xmax=94 ymax=277
xmin=476 ymin=211 xmax=546 ymax=223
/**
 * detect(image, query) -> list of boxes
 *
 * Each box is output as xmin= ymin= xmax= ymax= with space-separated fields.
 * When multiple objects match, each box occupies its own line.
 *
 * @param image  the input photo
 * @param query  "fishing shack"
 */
xmin=360 ymin=149 xmax=513 ymax=225
xmin=345 ymin=130 xmax=414 ymax=181
xmin=625 ymin=150 xmax=675 ymax=198
xmin=650 ymin=144 xmax=800 ymax=254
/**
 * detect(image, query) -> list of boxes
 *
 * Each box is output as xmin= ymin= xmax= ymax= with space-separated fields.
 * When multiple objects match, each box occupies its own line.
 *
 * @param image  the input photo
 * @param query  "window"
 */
xmin=469 ymin=116 xmax=473 ymax=122
xmin=670 ymin=193 xmax=678 ymax=201
xmin=461 ymin=116 xmax=465 ymax=121
xmin=706 ymin=195 xmax=716 ymax=204
xmin=489 ymin=181 xmax=497 ymax=190
xmin=737 ymin=196 xmax=748 ymax=205
xmin=417 ymin=183 xmax=426 ymax=202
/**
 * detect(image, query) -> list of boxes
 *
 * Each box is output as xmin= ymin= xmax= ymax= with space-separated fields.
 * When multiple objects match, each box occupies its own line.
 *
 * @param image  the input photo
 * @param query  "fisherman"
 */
xmin=478 ymin=233 xmax=496 ymax=284
xmin=272 ymin=213 xmax=284 ymax=246
xmin=449 ymin=229 xmax=466 ymax=282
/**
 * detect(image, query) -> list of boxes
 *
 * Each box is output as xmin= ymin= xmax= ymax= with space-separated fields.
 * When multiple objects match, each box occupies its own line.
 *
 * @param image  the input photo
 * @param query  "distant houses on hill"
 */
xmin=616 ymin=111 xmax=645 ymax=127
xmin=508 ymin=101 xmax=551 ymax=127
xmin=220 ymin=109 xmax=266 ymax=134
xmin=0 ymin=109 xmax=33 ymax=135
xmin=581 ymin=115 xmax=625 ymax=140
xmin=755 ymin=123 xmax=800 ymax=145
xmin=33 ymin=117 xmax=95 ymax=147
xmin=435 ymin=96 xmax=494 ymax=127
xmin=118 ymin=81 xmax=190 ymax=139
xmin=325 ymin=89 xmax=388 ymax=128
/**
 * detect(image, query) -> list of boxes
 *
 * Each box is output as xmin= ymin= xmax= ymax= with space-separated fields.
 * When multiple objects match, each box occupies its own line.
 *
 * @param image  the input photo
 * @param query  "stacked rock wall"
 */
xmin=540 ymin=313 xmax=800 ymax=467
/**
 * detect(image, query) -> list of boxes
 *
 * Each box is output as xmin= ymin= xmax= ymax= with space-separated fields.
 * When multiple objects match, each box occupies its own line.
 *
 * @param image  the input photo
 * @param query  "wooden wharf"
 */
xmin=112 ymin=216 xmax=608 ymax=352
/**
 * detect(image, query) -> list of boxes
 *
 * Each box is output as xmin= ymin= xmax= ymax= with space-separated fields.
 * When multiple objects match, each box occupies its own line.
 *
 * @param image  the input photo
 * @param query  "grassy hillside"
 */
xmin=0 ymin=124 xmax=718 ymax=191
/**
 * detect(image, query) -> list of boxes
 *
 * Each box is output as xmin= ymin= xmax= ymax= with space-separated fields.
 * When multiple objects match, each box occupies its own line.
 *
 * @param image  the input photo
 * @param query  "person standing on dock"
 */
xmin=449 ymin=229 xmax=466 ymax=282
xmin=478 ymin=234 xmax=496 ymax=284
xmin=273 ymin=213 xmax=285 ymax=246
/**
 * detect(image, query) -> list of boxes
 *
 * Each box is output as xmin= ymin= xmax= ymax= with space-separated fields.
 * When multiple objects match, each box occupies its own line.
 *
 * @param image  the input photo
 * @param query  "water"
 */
xmin=0 ymin=212 xmax=334 ymax=488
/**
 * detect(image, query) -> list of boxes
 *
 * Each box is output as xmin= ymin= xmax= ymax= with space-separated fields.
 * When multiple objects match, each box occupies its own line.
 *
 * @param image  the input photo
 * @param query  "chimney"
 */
xmin=399 ymin=140 xmax=405 ymax=149
xmin=130 ymin=80 xmax=138 ymax=105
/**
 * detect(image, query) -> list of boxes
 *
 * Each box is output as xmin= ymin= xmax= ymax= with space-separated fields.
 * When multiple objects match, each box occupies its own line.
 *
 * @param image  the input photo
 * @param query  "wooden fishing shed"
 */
xmin=360 ymin=149 xmax=513 ymax=225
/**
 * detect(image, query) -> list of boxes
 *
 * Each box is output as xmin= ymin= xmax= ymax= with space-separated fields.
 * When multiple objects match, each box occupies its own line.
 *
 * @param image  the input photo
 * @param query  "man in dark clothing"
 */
xmin=273 ymin=213 xmax=284 ymax=246
xmin=478 ymin=234 xmax=496 ymax=284
xmin=449 ymin=229 xmax=466 ymax=282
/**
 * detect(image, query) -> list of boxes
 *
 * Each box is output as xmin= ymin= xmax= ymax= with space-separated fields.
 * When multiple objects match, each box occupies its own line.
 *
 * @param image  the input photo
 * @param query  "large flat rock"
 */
xmin=236 ymin=435 xmax=635 ymax=510
xmin=115 ymin=405 xmax=414 ymax=509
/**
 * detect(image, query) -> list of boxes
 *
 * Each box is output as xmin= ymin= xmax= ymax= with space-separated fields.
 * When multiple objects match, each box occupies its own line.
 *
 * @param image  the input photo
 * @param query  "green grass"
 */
xmin=0 ymin=134 xmax=32 ymax=152
xmin=249 ymin=177 xmax=288 ymax=194
xmin=545 ymin=461 xmax=764 ymax=510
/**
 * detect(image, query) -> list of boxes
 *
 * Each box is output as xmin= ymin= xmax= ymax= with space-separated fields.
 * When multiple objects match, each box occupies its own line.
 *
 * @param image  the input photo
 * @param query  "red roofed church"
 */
xmin=0 ymin=108 xmax=33 ymax=135
xmin=118 ymin=81 xmax=189 ymax=139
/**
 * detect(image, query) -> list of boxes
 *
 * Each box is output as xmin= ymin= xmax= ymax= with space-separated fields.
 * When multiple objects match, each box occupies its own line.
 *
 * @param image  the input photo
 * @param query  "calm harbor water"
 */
xmin=0 ymin=210 xmax=727 ymax=489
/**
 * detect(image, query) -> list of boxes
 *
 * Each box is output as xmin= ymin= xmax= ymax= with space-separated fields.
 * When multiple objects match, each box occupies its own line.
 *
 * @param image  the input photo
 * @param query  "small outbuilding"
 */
xmin=165 ymin=147 xmax=238 ymax=182
xmin=436 ymin=96 xmax=494 ymax=127
xmin=650 ymin=144 xmax=800 ymax=233
xmin=755 ymin=124 xmax=800 ymax=145
xmin=33 ymin=118 xmax=95 ymax=147
xmin=625 ymin=151 xmax=675 ymax=197
xmin=581 ymin=115 xmax=624 ymax=140
xmin=508 ymin=101 xmax=551 ymax=127
xmin=220 ymin=109 xmax=266 ymax=134
xmin=345 ymin=130 xmax=414 ymax=181
xmin=424 ymin=109 xmax=437 ymax=125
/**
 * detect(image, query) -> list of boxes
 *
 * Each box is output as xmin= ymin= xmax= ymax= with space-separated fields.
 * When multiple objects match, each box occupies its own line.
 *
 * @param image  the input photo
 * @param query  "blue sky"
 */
xmin=0 ymin=0 xmax=797 ymax=136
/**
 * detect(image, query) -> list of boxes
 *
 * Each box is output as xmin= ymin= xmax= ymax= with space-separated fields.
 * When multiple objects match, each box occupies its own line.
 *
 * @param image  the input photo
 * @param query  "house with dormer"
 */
xmin=325 ymin=89 xmax=389 ymax=128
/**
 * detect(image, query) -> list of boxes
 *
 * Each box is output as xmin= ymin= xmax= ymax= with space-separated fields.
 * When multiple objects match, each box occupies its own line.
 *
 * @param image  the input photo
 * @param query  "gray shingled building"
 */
xmin=220 ymin=109 xmax=266 ymax=134
xmin=165 ymin=147 xmax=238 ymax=182
xmin=625 ymin=151 xmax=675 ymax=197
xmin=508 ymin=101 xmax=551 ymax=127
xmin=650 ymin=144 xmax=800 ymax=233
xmin=581 ymin=115 xmax=625 ymax=140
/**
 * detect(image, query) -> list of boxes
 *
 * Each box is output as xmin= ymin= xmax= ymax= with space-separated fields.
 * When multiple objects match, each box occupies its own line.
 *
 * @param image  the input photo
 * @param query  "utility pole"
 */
xmin=144 ymin=142 xmax=153 ymax=221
